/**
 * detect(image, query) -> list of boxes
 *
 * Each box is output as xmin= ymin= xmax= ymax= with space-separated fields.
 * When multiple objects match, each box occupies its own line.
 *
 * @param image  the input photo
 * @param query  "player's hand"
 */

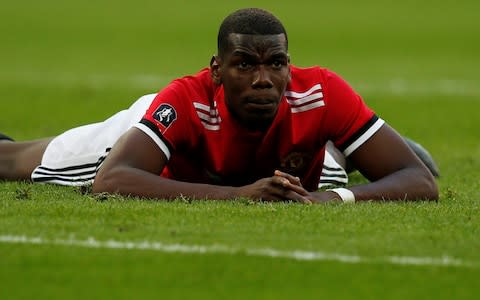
xmin=238 ymin=175 xmax=312 ymax=204
xmin=273 ymin=170 xmax=342 ymax=204
xmin=273 ymin=170 xmax=303 ymax=187
xmin=308 ymin=191 xmax=344 ymax=204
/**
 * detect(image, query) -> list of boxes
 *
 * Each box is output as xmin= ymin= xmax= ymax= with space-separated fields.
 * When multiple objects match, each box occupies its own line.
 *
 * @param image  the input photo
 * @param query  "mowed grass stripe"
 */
xmin=1 ymin=71 xmax=479 ymax=97
xmin=1 ymin=234 xmax=476 ymax=269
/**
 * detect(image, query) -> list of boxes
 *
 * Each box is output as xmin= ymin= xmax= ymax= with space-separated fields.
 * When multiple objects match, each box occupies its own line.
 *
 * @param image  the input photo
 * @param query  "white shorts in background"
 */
xmin=31 ymin=93 xmax=348 ymax=188
xmin=318 ymin=150 xmax=348 ymax=188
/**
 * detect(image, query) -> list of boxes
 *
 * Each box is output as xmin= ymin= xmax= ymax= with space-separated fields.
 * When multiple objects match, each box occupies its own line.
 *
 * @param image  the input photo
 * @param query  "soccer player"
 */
xmin=0 ymin=8 xmax=438 ymax=204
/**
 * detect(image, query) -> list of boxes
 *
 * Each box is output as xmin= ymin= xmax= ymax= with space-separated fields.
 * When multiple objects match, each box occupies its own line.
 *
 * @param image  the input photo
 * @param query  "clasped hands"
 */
xmin=240 ymin=170 xmax=339 ymax=204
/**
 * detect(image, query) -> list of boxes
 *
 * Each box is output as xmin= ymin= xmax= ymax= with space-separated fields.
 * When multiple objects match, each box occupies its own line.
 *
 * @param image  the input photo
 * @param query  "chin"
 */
xmin=245 ymin=115 xmax=275 ymax=131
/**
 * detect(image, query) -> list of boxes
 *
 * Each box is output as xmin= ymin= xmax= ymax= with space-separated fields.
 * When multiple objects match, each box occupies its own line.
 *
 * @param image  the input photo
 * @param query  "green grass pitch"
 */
xmin=1 ymin=0 xmax=479 ymax=299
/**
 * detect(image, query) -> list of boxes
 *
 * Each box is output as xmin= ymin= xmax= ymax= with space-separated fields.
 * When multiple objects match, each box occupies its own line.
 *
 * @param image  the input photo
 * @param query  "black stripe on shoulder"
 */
xmin=139 ymin=119 xmax=174 ymax=154
xmin=338 ymin=115 xmax=379 ymax=152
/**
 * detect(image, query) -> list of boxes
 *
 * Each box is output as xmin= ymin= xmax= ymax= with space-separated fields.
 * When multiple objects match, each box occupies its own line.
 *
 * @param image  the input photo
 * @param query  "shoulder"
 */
xmin=284 ymin=65 xmax=332 ymax=113
xmin=288 ymin=65 xmax=348 ymax=90
xmin=148 ymin=67 xmax=216 ymax=110
xmin=288 ymin=65 xmax=324 ymax=90
xmin=167 ymin=68 xmax=214 ymax=95
xmin=289 ymin=64 xmax=361 ymax=106
xmin=287 ymin=65 xmax=342 ymax=96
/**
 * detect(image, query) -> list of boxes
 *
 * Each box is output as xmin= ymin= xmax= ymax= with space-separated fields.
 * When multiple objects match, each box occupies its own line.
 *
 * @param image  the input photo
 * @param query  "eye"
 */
xmin=237 ymin=61 xmax=252 ymax=70
xmin=272 ymin=60 xmax=282 ymax=68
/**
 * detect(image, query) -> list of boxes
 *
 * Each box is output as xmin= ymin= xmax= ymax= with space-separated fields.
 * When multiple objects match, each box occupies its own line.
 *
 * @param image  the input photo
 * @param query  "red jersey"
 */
xmin=135 ymin=65 xmax=384 ymax=191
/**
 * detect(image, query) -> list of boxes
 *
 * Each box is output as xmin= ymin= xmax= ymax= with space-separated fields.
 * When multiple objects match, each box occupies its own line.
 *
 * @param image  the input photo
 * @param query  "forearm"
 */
xmin=92 ymin=166 xmax=238 ymax=201
xmin=310 ymin=166 xmax=438 ymax=203
xmin=349 ymin=166 xmax=439 ymax=201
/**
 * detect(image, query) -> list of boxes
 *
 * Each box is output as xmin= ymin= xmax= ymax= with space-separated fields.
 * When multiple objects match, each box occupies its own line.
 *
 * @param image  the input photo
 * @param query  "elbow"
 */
xmin=92 ymin=168 xmax=118 ymax=195
xmin=427 ymin=179 xmax=439 ymax=202
xmin=418 ymin=170 xmax=439 ymax=201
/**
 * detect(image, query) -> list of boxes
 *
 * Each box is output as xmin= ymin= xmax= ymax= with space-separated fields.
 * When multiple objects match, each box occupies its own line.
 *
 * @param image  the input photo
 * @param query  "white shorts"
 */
xmin=31 ymin=94 xmax=157 ymax=186
xmin=31 ymin=94 xmax=348 ymax=187
xmin=319 ymin=151 xmax=348 ymax=188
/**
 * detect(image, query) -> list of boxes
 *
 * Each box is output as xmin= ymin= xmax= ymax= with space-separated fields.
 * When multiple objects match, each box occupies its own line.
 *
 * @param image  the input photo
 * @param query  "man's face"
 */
xmin=213 ymin=33 xmax=290 ymax=131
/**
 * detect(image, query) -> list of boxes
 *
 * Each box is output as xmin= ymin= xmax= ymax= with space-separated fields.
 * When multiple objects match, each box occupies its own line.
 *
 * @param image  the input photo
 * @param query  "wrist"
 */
xmin=326 ymin=187 xmax=355 ymax=203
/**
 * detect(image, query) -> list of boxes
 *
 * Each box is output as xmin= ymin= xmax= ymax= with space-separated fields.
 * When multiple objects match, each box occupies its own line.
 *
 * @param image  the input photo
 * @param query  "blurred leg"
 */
xmin=402 ymin=137 xmax=440 ymax=177
xmin=333 ymin=136 xmax=440 ymax=177
xmin=0 ymin=133 xmax=14 ymax=141
xmin=0 ymin=138 xmax=53 ymax=181
xmin=325 ymin=141 xmax=348 ymax=170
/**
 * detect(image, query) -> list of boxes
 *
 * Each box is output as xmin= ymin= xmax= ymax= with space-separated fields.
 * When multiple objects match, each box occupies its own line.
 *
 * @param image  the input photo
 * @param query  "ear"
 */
xmin=209 ymin=55 xmax=222 ymax=85
xmin=287 ymin=54 xmax=292 ymax=82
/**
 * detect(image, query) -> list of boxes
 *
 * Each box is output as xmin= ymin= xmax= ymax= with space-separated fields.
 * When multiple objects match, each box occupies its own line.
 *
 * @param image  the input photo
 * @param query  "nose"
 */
xmin=252 ymin=65 xmax=273 ymax=89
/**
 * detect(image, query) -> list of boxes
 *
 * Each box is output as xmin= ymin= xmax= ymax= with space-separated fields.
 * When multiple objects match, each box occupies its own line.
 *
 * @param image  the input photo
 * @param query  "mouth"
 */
xmin=244 ymin=97 xmax=278 ymax=112
xmin=245 ymin=102 xmax=276 ymax=111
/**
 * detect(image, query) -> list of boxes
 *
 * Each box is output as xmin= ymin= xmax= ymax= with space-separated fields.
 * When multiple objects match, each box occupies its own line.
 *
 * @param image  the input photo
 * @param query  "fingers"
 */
xmin=246 ymin=176 xmax=312 ymax=204
xmin=273 ymin=170 xmax=309 ymax=197
xmin=270 ymin=176 xmax=311 ymax=204
xmin=266 ymin=189 xmax=311 ymax=204
xmin=288 ymin=193 xmax=312 ymax=204
xmin=274 ymin=170 xmax=302 ymax=186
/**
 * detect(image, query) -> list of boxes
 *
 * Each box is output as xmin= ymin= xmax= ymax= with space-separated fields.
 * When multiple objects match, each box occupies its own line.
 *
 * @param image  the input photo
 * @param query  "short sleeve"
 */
xmin=322 ymin=70 xmax=384 ymax=156
xmin=134 ymin=79 xmax=195 ymax=159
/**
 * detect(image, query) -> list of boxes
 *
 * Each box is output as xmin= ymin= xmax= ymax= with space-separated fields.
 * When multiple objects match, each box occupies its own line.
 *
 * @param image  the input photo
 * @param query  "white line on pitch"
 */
xmin=0 ymin=234 xmax=476 ymax=268
xmin=0 ymin=71 xmax=478 ymax=96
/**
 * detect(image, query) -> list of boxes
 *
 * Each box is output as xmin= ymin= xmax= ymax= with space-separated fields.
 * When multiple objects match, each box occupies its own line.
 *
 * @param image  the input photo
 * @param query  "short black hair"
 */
xmin=217 ymin=8 xmax=288 ymax=56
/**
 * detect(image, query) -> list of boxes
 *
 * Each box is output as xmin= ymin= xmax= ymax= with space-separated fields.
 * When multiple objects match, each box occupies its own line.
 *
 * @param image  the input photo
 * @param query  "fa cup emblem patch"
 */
xmin=153 ymin=104 xmax=177 ymax=128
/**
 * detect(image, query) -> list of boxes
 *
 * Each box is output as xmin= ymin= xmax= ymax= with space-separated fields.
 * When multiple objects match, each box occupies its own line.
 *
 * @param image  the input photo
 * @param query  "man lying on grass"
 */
xmin=0 ymin=8 xmax=438 ymax=204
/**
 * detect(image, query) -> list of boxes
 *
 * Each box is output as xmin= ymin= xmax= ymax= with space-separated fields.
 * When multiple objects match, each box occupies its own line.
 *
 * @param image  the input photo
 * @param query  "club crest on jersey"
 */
xmin=280 ymin=152 xmax=312 ymax=176
xmin=153 ymin=104 xmax=177 ymax=128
